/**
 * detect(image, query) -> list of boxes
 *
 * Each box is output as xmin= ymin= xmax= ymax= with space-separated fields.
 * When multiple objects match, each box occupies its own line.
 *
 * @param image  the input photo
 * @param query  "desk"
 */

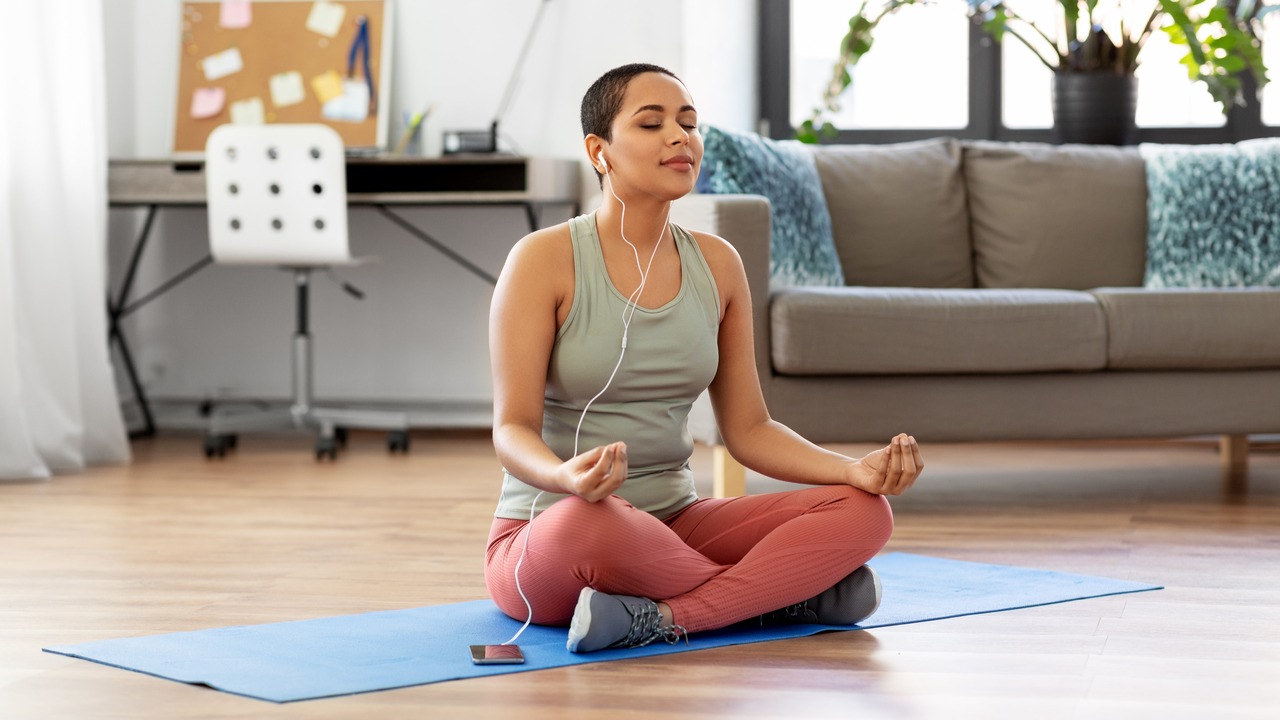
xmin=108 ymin=155 xmax=580 ymax=437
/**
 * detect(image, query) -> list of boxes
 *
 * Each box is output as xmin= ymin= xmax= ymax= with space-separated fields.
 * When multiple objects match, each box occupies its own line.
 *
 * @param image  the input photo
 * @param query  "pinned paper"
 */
xmin=219 ymin=0 xmax=252 ymax=29
xmin=190 ymin=87 xmax=226 ymax=119
xmin=305 ymin=1 xmax=346 ymax=38
xmin=230 ymin=97 xmax=265 ymax=125
xmin=310 ymin=70 xmax=344 ymax=104
xmin=322 ymin=80 xmax=370 ymax=122
xmin=269 ymin=71 xmax=306 ymax=108
xmin=201 ymin=47 xmax=244 ymax=81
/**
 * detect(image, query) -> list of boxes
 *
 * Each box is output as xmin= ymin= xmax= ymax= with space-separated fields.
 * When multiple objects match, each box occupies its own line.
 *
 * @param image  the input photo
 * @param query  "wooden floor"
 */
xmin=2 ymin=432 xmax=1278 ymax=719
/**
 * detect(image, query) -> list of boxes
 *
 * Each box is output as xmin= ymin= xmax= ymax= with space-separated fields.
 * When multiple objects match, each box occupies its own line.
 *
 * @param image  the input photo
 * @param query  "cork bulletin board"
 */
xmin=173 ymin=0 xmax=391 ymax=156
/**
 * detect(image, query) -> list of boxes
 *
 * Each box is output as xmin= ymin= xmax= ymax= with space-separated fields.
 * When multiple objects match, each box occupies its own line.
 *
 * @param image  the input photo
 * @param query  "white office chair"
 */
xmin=203 ymin=123 xmax=410 ymax=459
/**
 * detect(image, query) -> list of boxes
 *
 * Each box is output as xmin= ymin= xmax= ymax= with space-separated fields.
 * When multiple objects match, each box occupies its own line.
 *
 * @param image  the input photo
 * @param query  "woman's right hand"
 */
xmin=559 ymin=441 xmax=628 ymax=502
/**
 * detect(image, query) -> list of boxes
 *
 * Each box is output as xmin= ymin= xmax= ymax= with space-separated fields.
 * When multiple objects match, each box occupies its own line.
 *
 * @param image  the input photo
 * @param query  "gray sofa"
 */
xmin=671 ymin=138 xmax=1280 ymax=497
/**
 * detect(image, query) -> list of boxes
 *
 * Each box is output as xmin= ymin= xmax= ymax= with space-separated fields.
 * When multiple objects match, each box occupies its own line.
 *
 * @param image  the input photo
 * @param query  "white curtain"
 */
xmin=0 ymin=0 xmax=130 ymax=480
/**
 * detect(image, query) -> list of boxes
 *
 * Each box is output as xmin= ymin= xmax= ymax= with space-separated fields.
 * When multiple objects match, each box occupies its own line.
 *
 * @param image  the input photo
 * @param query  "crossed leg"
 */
xmin=485 ymin=484 xmax=893 ymax=633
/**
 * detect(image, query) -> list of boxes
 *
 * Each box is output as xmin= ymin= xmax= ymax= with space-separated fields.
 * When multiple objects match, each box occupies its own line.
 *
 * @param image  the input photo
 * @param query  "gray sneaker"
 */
xmin=761 ymin=565 xmax=882 ymax=626
xmin=566 ymin=588 xmax=687 ymax=653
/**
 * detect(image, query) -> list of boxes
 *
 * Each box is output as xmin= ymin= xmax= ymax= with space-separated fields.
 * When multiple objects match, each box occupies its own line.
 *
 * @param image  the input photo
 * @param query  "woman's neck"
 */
xmin=596 ymin=189 xmax=671 ymax=253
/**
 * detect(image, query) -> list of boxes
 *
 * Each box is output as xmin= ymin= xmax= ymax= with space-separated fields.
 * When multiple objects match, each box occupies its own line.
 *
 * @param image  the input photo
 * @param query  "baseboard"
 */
xmin=121 ymin=397 xmax=493 ymax=434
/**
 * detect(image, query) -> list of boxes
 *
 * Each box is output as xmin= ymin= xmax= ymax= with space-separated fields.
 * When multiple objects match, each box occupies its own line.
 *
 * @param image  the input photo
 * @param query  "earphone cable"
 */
xmin=505 ymin=169 xmax=669 ymax=647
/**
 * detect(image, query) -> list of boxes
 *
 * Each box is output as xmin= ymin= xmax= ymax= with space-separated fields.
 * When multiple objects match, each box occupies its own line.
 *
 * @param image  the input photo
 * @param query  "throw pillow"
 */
xmin=1140 ymin=138 xmax=1280 ymax=288
xmin=698 ymin=125 xmax=844 ymax=288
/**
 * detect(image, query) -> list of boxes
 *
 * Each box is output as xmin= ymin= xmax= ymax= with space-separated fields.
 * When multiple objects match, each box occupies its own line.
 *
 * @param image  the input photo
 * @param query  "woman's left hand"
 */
xmin=846 ymin=433 xmax=923 ymax=496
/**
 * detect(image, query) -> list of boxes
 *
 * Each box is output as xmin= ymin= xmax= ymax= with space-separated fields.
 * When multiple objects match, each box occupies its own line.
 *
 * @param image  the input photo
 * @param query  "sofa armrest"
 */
xmin=670 ymin=194 xmax=773 ymax=446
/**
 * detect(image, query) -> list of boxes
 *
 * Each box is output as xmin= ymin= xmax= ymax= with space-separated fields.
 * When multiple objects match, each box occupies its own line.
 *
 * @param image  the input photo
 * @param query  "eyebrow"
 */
xmin=631 ymin=104 xmax=697 ymax=116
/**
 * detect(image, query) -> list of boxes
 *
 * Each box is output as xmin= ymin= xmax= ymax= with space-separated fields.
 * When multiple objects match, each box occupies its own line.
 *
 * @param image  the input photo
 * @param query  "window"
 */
xmin=1001 ymin=0 xmax=1223 ymax=129
xmin=1264 ymin=10 xmax=1280 ymax=126
xmin=762 ymin=1 xmax=1279 ymax=144
xmin=790 ymin=1 xmax=968 ymax=130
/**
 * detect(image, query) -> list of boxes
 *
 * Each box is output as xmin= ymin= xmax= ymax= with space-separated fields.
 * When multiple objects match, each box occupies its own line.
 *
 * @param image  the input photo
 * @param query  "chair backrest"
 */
xmin=205 ymin=124 xmax=351 ymax=265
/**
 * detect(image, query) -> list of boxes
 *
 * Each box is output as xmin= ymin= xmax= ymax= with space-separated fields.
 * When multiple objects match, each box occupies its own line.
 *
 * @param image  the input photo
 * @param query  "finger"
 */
xmin=615 ymin=442 xmax=629 ymax=477
xmin=578 ymin=446 xmax=613 ymax=500
xmin=893 ymin=438 xmax=917 ymax=493
xmin=575 ymin=444 xmax=606 ymax=469
xmin=590 ymin=444 xmax=613 ymax=474
xmin=910 ymin=435 xmax=924 ymax=472
xmin=606 ymin=445 xmax=628 ymax=491
xmin=881 ymin=437 xmax=903 ymax=491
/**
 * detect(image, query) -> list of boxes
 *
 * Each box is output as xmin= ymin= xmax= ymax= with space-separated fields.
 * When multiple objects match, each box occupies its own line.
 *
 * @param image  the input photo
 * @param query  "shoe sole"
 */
xmin=565 ymin=586 xmax=597 ymax=653
xmin=863 ymin=565 xmax=883 ymax=622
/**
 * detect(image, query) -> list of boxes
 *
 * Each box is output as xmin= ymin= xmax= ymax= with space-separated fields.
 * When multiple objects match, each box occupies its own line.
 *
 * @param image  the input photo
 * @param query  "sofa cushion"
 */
xmin=963 ymin=141 xmax=1147 ymax=290
xmin=1092 ymin=287 xmax=1280 ymax=369
xmin=1140 ymin=138 xmax=1280 ymax=288
xmin=811 ymin=138 xmax=973 ymax=288
xmin=698 ymin=125 xmax=844 ymax=288
xmin=770 ymin=287 xmax=1107 ymax=375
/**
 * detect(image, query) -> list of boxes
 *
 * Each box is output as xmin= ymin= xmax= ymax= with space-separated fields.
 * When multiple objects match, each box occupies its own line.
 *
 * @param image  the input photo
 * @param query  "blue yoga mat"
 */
xmin=44 ymin=553 xmax=1159 ymax=703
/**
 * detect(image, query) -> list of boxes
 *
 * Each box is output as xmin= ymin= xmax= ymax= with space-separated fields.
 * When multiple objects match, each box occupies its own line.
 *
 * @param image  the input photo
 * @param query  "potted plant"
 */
xmin=798 ymin=0 xmax=1275 ymax=145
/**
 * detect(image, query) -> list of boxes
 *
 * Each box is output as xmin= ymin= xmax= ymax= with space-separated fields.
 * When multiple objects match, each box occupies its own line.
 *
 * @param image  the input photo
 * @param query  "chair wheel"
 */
xmin=334 ymin=426 xmax=349 ymax=447
xmin=388 ymin=430 xmax=410 ymax=454
xmin=203 ymin=434 xmax=232 ymax=458
xmin=316 ymin=437 xmax=339 ymax=461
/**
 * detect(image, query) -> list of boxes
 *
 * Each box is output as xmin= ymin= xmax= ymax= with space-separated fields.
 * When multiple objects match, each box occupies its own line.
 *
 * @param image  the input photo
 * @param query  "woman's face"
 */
xmin=600 ymin=72 xmax=702 ymax=201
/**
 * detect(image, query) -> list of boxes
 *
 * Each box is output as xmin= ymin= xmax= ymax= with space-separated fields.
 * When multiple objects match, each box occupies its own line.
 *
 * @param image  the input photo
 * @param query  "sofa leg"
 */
xmin=1220 ymin=434 xmax=1248 ymax=493
xmin=712 ymin=445 xmax=746 ymax=498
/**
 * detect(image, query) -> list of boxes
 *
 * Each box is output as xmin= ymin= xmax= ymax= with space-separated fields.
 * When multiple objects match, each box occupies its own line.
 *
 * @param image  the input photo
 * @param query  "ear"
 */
xmin=584 ymin=134 xmax=608 ymax=175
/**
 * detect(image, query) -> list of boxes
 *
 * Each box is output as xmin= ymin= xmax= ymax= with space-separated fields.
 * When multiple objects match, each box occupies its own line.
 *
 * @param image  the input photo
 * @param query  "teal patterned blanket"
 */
xmin=1140 ymin=138 xmax=1280 ymax=288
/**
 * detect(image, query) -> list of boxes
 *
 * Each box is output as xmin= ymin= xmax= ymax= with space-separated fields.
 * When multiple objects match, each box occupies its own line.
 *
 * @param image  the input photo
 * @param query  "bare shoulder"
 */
xmin=686 ymin=229 xmax=746 ymax=286
xmin=501 ymin=220 xmax=573 ymax=279
xmin=507 ymin=221 xmax=573 ymax=269
xmin=685 ymin=228 xmax=748 ymax=320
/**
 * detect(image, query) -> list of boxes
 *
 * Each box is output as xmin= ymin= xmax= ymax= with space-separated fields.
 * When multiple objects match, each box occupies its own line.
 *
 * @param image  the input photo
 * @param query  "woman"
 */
xmin=487 ymin=63 xmax=922 ymax=653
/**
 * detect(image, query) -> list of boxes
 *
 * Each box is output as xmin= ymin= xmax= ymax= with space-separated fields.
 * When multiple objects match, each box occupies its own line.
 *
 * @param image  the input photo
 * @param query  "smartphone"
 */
xmin=469 ymin=644 xmax=526 ymax=665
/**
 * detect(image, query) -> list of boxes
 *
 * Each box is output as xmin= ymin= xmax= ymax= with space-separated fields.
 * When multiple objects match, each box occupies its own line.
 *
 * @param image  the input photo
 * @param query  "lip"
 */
xmin=662 ymin=155 xmax=695 ymax=171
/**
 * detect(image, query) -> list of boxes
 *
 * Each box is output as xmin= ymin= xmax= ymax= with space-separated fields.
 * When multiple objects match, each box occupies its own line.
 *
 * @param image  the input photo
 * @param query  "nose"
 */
xmin=667 ymin=120 xmax=690 ymax=146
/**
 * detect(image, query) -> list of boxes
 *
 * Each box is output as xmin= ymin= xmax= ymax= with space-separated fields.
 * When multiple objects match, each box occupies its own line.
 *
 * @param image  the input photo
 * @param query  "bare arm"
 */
xmin=489 ymin=227 xmax=628 ymax=502
xmin=698 ymin=233 xmax=922 ymax=495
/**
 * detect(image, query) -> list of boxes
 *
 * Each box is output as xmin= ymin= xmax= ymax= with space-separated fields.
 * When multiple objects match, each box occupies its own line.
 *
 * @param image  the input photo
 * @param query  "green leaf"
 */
xmin=795 ymin=118 xmax=817 ymax=144
xmin=1218 ymin=54 xmax=1247 ymax=72
xmin=1208 ymin=34 xmax=1238 ymax=51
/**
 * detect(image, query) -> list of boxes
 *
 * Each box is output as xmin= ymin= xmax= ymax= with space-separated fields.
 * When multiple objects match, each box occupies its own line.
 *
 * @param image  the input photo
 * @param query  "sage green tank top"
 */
xmin=494 ymin=211 xmax=721 ymax=520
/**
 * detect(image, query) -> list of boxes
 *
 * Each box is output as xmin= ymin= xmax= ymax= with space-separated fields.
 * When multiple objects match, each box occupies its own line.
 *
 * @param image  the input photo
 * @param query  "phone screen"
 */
xmin=469 ymin=644 xmax=526 ymax=665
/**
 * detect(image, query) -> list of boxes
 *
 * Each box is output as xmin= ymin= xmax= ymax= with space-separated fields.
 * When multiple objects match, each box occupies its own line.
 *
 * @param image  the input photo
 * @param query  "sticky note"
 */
xmin=269 ymin=71 xmax=306 ymax=108
xmin=219 ymin=0 xmax=252 ymax=29
xmin=310 ymin=70 xmax=344 ymax=104
xmin=306 ymin=1 xmax=346 ymax=38
xmin=230 ymin=97 xmax=265 ymax=125
xmin=190 ymin=87 xmax=226 ymax=119
xmin=201 ymin=47 xmax=244 ymax=81
xmin=322 ymin=81 xmax=370 ymax=122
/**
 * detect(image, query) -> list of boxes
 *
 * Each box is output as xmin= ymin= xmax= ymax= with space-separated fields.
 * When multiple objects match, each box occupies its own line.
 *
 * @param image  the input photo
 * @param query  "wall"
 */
xmin=104 ymin=0 xmax=757 ymax=427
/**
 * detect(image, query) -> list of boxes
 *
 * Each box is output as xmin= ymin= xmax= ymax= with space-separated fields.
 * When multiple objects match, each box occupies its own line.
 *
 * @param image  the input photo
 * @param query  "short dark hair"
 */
xmin=580 ymin=63 xmax=682 ymax=186
xmin=580 ymin=63 xmax=681 ymax=141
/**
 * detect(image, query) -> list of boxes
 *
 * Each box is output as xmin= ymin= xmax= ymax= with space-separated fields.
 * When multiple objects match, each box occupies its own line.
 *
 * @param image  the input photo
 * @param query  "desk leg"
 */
xmin=109 ymin=205 xmax=159 ymax=438
xmin=523 ymin=201 xmax=580 ymax=233
xmin=523 ymin=203 xmax=539 ymax=233
xmin=374 ymin=205 xmax=498 ymax=286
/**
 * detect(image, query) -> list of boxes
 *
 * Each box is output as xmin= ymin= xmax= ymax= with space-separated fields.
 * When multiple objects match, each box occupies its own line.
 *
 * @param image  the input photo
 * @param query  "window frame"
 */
xmin=759 ymin=0 xmax=1278 ymax=144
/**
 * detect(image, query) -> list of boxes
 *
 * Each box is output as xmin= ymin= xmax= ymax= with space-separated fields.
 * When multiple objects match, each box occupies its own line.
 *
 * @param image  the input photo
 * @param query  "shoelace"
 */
xmin=759 ymin=601 xmax=818 ymax=625
xmin=621 ymin=601 xmax=688 ymax=648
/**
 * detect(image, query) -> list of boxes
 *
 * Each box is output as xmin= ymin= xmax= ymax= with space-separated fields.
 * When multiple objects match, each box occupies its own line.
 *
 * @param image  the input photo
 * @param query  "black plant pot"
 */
xmin=1052 ymin=72 xmax=1137 ymax=146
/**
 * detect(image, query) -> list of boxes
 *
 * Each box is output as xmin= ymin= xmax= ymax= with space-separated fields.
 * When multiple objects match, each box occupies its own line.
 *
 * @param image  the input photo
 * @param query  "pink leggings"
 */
xmin=484 ymin=484 xmax=893 ymax=634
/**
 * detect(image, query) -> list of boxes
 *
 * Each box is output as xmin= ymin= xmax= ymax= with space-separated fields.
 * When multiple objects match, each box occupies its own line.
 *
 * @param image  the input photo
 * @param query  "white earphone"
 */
xmin=597 ymin=150 xmax=609 ymax=173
